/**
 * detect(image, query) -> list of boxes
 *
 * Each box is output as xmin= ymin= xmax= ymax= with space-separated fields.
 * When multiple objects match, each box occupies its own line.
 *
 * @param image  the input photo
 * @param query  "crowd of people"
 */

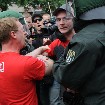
xmin=0 ymin=0 xmax=105 ymax=105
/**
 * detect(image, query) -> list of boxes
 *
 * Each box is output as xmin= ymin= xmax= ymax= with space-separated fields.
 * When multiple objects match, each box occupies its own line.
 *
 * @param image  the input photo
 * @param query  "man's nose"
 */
xmin=36 ymin=20 xmax=40 ymax=23
xmin=59 ymin=19 xmax=65 ymax=24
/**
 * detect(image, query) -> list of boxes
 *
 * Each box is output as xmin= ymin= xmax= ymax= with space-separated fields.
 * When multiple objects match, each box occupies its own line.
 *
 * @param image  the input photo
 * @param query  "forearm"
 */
xmin=26 ymin=47 xmax=43 ymax=57
xmin=26 ymin=46 xmax=49 ymax=57
xmin=37 ymin=55 xmax=54 ymax=75
xmin=44 ymin=58 xmax=54 ymax=75
xmin=42 ymin=52 xmax=48 ymax=56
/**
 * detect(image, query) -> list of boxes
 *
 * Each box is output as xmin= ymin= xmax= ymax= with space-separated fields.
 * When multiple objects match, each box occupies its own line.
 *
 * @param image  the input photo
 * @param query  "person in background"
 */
xmin=31 ymin=13 xmax=51 ymax=105
xmin=42 ymin=13 xmax=52 ymax=27
xmin=43 ymin=3 xmax=75 ymax=105
xmin=32 ymin=13 xmax=44 ymax=35
xmin=0 ymin=17 xmax=53 ymax=105
xmin=53 ymin=0 xmax=105 ymax=105
xmin=31 ymin=13 xmax=45 ymax=49
xmin=22 ymin=12 xmax=35 ymax=49
xmin=42 ymin=13 xmax=51 ymax=22
xmin=23 ymin=12 xmax=33 ymax=30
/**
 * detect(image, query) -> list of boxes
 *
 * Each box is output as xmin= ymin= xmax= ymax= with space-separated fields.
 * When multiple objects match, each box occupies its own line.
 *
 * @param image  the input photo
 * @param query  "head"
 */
xmin=23 ymin=12 xmax=33 ymax=29
xmin=42 ymin=13 xmax=51 ymax=24
xmin=0 ymin=10 xmax=30 ymax=36
xmin=42 ymin=13 xmax=52 ymax=26
xmin=0 ymin=17 xmax=26 ymax=49
xmin=32 ymin=14 xmax=44 ymax=34
xmin=53 ymin=4 xmax=74 ymax=35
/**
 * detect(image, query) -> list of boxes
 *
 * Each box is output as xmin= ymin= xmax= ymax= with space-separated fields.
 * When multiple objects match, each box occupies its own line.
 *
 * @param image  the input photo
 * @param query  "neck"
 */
xmin=1 ymin=41 xmax=20 ymax=53
xmin=37 ymin=30 xmax=42 ymax=34
xmin=65 ymin=29 xmax=76 ymax=41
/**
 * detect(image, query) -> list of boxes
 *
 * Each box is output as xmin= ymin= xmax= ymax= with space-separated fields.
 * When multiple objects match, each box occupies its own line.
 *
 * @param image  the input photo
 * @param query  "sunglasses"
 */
xmin=33 ymin=18 xmax=42 ymax=23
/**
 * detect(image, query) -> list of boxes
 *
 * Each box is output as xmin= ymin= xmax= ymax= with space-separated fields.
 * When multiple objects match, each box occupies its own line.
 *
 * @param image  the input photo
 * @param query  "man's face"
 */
xmin=43 ymin=14 xmax=51 ymax=27
xmin=15 ymin=21 xmax=27 ymax=49
xmin=25 ymin=17 xmax=33 ymax=29
xmin=56 ymin=10 xmax=73 ymax=35
xmin=33 ymin=16 xmax=44 ymax=32
xmin=43 ymin=14 xmax=50 ymax=22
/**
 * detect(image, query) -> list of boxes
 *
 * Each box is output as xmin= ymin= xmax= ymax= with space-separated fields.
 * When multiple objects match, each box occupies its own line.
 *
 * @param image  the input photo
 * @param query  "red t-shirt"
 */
xmin=46 ymin=39 xmax=69 ymax=57
xmin=0 ymin=52 xmax=45 ymax=105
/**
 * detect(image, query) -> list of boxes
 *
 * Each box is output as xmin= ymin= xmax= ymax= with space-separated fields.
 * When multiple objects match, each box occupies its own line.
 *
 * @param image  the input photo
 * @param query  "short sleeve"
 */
xmin=24 ymin=57 xmax=45 ymax=80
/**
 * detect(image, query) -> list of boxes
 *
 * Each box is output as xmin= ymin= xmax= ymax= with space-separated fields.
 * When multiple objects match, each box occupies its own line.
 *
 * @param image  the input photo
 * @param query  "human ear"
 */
xmin=10 ymin=31 xmax=17 ymax=39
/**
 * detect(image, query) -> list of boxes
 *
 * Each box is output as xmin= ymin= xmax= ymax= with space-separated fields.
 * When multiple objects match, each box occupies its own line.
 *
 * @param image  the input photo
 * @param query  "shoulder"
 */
xmin=23 ymin=55 xmax=45 ymax=72
xmin=70 ymin=23 xmax=105 ymax=55
xmin=50 ymin=39 xmax=61 ymax=46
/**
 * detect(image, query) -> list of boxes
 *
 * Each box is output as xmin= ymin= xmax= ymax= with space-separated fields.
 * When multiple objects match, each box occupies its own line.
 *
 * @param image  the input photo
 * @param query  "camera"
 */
xmin=41 ymin=24 xmax=58 ymax=37
xmin=41 ymin=16 xmax=58 ymax=37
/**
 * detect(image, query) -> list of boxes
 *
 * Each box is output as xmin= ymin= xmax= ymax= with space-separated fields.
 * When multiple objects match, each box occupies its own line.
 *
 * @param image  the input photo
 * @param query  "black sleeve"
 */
xmin=32 ymin=38 xmax=43 ymax=49
xmin=54 ymin=45 xmax=65 ymax=60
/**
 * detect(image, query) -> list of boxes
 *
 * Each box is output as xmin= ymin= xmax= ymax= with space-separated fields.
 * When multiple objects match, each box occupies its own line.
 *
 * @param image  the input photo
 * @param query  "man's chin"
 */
xmin=60 ymin=31 xmax=68 ymax=34
xmin=61 ymin=28 xmax=73 ymax=35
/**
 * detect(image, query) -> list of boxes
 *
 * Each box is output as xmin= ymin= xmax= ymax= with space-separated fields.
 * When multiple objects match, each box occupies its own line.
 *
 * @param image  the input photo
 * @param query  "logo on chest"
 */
xmin=66 ymin=50 xmax=75 ymax=63
xmin=0 ymin=62 xmax=4 ymax=72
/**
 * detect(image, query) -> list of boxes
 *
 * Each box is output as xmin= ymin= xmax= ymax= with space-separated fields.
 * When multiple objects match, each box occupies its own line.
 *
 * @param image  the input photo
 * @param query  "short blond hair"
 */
xmin=0 ymin=17 xmax=18 ymax=43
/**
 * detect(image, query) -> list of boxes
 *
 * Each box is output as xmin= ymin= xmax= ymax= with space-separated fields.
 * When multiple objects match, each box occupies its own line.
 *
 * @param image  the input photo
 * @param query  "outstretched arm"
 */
xmin=26 ymin=45 xmax=50 ymax=57
xmin=37 ymin=55 xmax=54 ymax=75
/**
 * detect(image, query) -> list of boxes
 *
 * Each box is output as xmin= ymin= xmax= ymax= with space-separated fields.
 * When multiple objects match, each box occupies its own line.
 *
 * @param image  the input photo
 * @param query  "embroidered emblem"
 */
xmin=66 ymin=50 xmax=75 ymax=63
xmin=0 ymin=62 xmax=4 ymax=72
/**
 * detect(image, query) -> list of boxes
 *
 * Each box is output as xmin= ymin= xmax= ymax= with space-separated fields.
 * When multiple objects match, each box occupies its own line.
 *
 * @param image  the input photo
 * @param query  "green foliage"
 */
xmin=0 ymin=0 xmax=11 ymax=11
xmin=39 ymin=0 xmax=65 ymax=14
xmin=15 ymin=0 xmax=65 ymax=14
xmin=0 ymin=0 xmax=65 ymax=14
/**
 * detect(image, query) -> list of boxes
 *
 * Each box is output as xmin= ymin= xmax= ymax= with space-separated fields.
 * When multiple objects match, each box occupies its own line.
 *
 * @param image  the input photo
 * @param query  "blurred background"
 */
xmin=0 ymin=0 xmax=65 ymax=16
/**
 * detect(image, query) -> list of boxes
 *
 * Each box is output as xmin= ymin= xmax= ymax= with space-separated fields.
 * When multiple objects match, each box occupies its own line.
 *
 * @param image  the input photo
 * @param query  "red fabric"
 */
xmin=0 ymin=52 xmax=45 ymax=105
xmin=46 ymin=39 xmax=69 ymax=56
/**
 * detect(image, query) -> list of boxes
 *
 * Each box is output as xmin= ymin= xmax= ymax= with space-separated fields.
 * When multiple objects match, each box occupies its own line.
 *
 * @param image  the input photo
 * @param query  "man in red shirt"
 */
xmin=42 ymin=3 xmax=75 ymax=105
xmin=0 ymin=17 xmax=53 ymax=105
xmin=44 ymin=3 xmax=75 ymax=58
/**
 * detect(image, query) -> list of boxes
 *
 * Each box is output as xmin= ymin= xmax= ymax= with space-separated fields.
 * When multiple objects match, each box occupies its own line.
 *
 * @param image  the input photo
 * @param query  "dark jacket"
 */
xmin=54 ymin=22 xmax=105 ymax=105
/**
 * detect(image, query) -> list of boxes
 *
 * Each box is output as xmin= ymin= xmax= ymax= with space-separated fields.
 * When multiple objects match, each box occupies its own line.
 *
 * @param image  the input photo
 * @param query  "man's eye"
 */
xmin=63 ymin=17 xmax=66 ymax=20
xmin=56 ymin=18 xmax=61 ymax=21
xmin=64 ymin=17 xmax=71 ymax=20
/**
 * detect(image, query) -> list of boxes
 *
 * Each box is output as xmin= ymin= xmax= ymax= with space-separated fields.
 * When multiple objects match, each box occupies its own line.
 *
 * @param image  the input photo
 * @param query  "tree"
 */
xmin=0 ymin=0 xmax=65 ymax=14
xmin=0 ymin=0 xmax=12 ymax=11
xmin=17 ymin=0 xmax=65 ymax=14
xmin=39 ymin=0 xmax=65 ymax=15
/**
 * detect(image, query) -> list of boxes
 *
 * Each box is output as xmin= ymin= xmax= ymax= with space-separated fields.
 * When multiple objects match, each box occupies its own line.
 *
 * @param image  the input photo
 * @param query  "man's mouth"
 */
xmin=38 ymin=25 xmax=41 ymax=27
xmin=60 ymin=27 xmax=67 ymax=29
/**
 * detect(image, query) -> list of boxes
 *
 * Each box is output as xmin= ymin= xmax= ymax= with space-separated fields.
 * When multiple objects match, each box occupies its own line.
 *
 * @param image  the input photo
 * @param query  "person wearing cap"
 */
xmin=53 ymin=0 xmax=105 ymax=105
xmin=31 ymin=13 xmax=46 ymax=49
xmin=31 ymin=13 xmax=51 ymax=105
xmin=41 ymin=3 xmax=75 ymax=105
xmin=0 ymin=17 xmax=54 ymax=105
xmin=32 ymin=13 xmax=44 ymax=35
